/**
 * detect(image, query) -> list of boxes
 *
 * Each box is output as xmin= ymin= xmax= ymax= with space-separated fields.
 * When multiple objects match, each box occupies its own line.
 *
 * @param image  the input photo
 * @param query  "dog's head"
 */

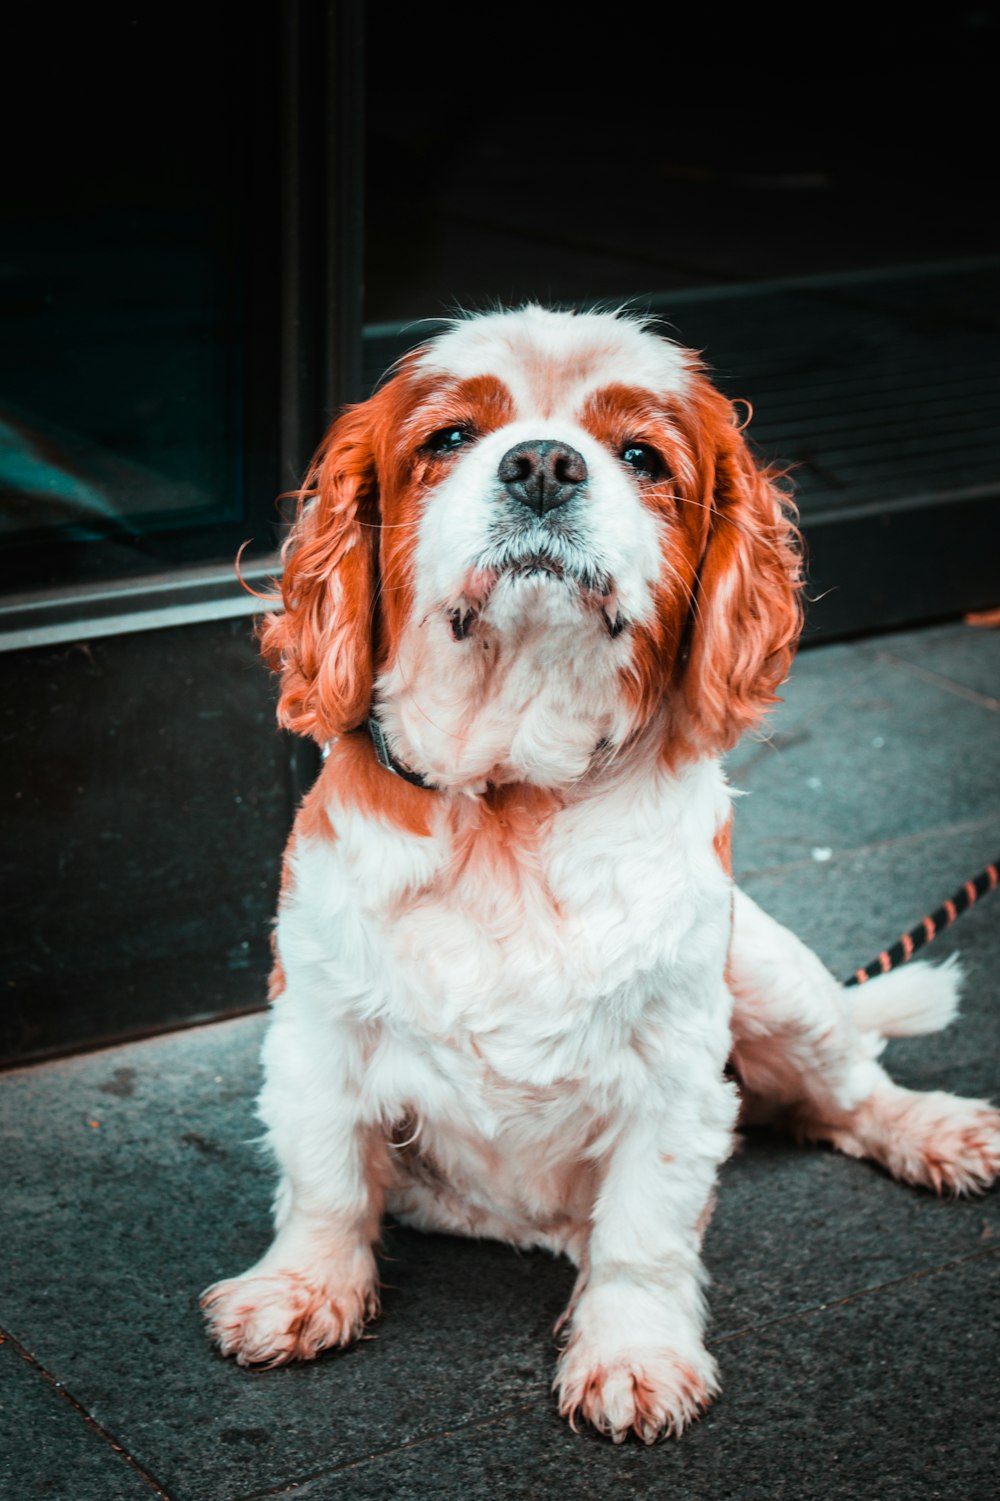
xmin=260 ymin=306 xmax=802 ymax=790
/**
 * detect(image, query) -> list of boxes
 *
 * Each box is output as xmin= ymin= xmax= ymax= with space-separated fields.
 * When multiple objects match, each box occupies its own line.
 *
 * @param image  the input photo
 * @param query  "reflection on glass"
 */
xmin=2 ymin=12 xmax=248 ymax=554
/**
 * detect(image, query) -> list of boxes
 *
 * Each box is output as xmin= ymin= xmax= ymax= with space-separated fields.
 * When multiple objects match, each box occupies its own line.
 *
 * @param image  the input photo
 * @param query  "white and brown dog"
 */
xmin=203 ymin=306 xmax=999 ymax=1442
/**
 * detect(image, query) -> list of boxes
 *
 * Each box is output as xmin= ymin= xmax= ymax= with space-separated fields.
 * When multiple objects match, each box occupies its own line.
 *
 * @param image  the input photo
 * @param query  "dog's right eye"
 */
xmin=620 ymin=442 xmax=664 ymax=478
xmin=426 ymin=425 xmax=473 ymax=455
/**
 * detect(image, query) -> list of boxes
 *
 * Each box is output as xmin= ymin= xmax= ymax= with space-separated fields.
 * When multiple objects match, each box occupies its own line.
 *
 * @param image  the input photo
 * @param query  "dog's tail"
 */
xmin=849 ymin=954 xmax=963 ymax=1038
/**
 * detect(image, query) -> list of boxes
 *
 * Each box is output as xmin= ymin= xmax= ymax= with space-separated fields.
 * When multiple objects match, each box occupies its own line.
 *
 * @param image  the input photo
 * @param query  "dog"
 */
xmin=203 ymin=305 xmax=999 ymax=1443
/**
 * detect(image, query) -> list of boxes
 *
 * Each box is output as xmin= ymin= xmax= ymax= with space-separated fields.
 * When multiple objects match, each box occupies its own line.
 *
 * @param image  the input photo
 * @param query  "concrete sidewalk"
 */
xmin=2 ymin=619 xmax=998 ymax=1501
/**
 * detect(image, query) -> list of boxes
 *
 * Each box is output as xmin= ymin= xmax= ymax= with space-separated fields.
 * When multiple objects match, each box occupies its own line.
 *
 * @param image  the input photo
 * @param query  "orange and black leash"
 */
xmin=845 ymin=857 xmax=1000 ymax=986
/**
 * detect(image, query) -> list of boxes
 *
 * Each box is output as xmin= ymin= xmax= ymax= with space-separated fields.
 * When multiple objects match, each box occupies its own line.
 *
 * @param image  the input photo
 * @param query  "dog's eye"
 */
xmin=620 ymin=443 xmax=663 ymax=478
xmin=426 ymin=425 xmax=473 ymax=455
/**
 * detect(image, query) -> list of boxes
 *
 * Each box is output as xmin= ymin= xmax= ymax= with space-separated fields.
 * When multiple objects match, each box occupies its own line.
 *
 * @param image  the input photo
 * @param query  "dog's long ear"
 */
xmin=259 ymin=400 xmax=380 ymax=744
xmin=678 ymin=380 xmax=803 ymax=753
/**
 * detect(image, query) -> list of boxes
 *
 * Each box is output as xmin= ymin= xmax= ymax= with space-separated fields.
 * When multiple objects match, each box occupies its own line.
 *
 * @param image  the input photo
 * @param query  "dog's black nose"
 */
xmin=497 ymin=440 xmax=587 ymax=515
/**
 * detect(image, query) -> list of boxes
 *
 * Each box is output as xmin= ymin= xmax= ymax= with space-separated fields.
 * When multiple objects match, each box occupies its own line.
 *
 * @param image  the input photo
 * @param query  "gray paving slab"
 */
xmin=863 ymin=619 xmax=1000 ymax=704
xmin=267 ymin=1254 xmax=1000 ymax=1501
xmin=0 ymin=1338 xmax=161 ymax=1501
xmin=728 ymin=629 xmax=999 ymax=874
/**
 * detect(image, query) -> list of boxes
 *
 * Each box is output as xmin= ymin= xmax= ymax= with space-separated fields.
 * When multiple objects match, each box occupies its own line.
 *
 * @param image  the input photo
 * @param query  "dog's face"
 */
xmin=262 ymin=307 xmax=801 ymax=789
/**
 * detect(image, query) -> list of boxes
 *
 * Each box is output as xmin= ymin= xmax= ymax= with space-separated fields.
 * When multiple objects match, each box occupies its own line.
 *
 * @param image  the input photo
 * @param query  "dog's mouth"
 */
xmin=503 ymin=553 xmax=566 ymax=582
xmin=448 ymin=549 xmax=625 ymax=642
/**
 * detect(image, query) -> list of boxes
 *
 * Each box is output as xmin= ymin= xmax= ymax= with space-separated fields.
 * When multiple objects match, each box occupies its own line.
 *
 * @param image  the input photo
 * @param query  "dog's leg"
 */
xmin=555 ymin=1031 xmax=738 ymax=1443
xmin=201 ymin=1000 xmax=386 ymax=1366
xmin=729 ymin=888 xmax=1000 ymax=1193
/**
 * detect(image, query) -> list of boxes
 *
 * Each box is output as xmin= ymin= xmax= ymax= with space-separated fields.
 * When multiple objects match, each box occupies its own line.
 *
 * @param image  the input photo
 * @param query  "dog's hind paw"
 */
xmin=818 ymin=1086 xmax=1000 ymax=1196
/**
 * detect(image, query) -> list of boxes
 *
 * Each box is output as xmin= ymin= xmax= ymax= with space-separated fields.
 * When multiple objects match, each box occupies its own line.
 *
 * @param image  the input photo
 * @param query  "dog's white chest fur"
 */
xmin=275 ymin=756 xmax=733 ymax=1241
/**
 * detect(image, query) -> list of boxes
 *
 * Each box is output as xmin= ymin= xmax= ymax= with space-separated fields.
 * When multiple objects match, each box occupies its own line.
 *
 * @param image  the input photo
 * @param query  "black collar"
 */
xmin=367 ymin=714 xmax=435 ymax=789
xmin=364 ymin=714 xmax=613 ymax=795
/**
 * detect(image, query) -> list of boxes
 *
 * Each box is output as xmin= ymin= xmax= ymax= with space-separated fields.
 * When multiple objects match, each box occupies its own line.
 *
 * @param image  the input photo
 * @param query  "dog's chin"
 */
xmin=449 ymin=559 xmax=624 ymax=642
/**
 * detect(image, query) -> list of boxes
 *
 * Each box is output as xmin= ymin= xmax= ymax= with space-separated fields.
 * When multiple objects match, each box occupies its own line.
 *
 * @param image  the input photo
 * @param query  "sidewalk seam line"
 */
xmin=226 ymin=1401 xmax=539 ymax=1501
xmin=710 ymin=1244 xmax=998 ymax=1346
xmin=0 ymin=1326 xmax=177 ymax=1501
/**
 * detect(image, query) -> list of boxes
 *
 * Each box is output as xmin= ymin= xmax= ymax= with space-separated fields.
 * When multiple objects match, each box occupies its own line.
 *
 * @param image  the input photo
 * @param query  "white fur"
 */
xmin=203 ymin=306 xmax=1000 ymax=1443
xmin=416 ymin=304 xmax=693 ymax=410
xmin=382 ymin=407 xmax=664 ymax=789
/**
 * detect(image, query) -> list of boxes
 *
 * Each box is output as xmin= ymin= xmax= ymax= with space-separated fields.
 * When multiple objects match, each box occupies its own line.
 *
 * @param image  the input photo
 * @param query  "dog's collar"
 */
xmin=366 ymin=714 xmax=435 ymax=789
xmin=346 ymin=713 xmax=611 ymax=795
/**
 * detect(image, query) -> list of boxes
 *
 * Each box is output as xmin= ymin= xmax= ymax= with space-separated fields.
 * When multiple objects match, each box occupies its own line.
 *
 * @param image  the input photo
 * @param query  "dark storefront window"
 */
xmin=2 ymin=9 xmax=282 ymax=612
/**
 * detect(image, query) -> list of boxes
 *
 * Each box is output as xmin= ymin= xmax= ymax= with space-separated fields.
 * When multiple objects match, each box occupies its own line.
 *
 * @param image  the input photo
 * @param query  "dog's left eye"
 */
xmin=426 ymin=425 xmax=474 ymax=455
xmin=620 ymin=443 xmax=663 ymax=477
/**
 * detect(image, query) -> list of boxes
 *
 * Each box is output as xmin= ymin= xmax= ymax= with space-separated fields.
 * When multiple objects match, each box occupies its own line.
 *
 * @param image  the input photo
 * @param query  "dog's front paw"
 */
xmin=201 ymin=1269 xmax=378 ymax=1367
xmin=555 ymin=1334 xmax=718 ymax=1444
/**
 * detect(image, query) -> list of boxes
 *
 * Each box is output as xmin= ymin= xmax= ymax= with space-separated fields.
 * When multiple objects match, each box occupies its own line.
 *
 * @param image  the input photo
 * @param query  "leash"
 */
xmin=845 ymin=857 xmax=1000 ymax=986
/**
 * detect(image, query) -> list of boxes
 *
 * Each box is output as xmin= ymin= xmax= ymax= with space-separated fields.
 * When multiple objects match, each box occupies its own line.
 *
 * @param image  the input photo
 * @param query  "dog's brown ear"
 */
xmin=678 ymin=380 xmax=803 ymax=752
xmin=259 ymin=400 xmax=380 ymax=744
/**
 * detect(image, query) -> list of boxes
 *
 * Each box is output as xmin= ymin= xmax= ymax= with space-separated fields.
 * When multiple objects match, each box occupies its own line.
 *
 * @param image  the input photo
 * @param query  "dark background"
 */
xmin=366 ymin=9 xmax=996 ymax=317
